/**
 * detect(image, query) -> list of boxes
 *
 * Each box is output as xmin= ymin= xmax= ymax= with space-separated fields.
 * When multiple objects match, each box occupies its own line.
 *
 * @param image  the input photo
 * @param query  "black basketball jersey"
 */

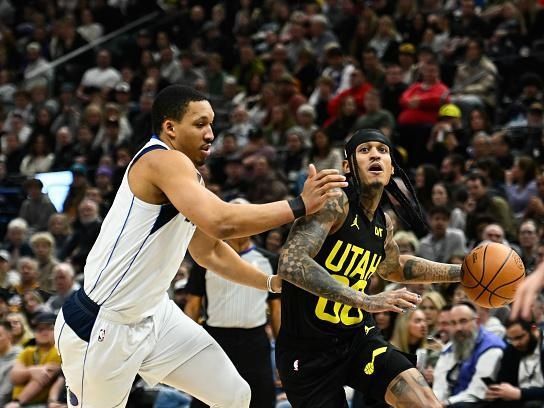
xmin=281 ymin=199 xmax=387 ymax=340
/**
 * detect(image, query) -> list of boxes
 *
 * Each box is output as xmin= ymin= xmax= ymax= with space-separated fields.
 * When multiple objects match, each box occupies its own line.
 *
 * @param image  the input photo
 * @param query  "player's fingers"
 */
xmin=388 ymin=305 xmax=405 ymax=313
xmin=325 ymin=189 xmax=344 ymax=198
xmin=395 ymin=298 xmax=418 ymax=310
xmin=314 ymin=174 xmax=347 ymax=188
xmin=307 ymin=163 xmax=317 ymax=179
xmin=313 ymin=168 xmax=341 ymax=177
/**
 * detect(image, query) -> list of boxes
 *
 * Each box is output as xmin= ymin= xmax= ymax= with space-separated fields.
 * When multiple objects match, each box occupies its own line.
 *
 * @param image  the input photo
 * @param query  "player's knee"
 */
xmin=213 ymin=377 xmax=251 ymax=408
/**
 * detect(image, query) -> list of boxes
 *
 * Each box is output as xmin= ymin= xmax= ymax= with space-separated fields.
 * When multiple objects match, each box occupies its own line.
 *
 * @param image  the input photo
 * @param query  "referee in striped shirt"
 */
xmin=185 ymin=198 xmax=281 ymax=408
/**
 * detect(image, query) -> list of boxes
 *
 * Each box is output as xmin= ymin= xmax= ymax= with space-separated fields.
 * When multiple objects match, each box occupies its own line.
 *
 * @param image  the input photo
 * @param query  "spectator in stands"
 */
xmin=427 ymin=104 xmax=466 ymax=167
xmin=61 ymin=199 xmax=101 ymax=272
xmin=47 ymin=214 xmax=71 ymax=260
xmin=19 ymin=134 xmax=54 ymax=177
xmin=481 ymin=223 xmax=508 ymax=246
xmin=309 ymin=14 xmax=339 ymax=61
xmin=51 ymin=126 xmax=75 ymax=171
xmin=398 ymin=60 xmax=450 ymax=166
xmin=62 ymin=163 xmax=89 ymax=220
xmin=2 ymin=218 xmax=33 ymax=268
xmin=29 ymin=232 xmax=58 ymax=293
xmin=21 ymin=289 xmax=51 ymax=326
xmin=351 ymin=89 xmax=395 ymax=138
xmin=431 ymin=182 xmax=466 ymax=230
xmin=374 ymin=310 xmax=398 ymax=342
xmin=506 ymin=156 xmax=538 ymax=220
xmin=23 ymin=42 xmax=53 ymax=92
xmin=77 ymin=49 xmax=121 ymax=103
xmin=6 ymin=312 xmax=61 ymax=408
xmin=489 ymin=131 xmax=514 ymax=170
xmin=45 ymin=263 xmax=77 ymax=314
xmin=306 ymin=129 xmax=343 ymax=173
xmin=77 ymin=8 xmax=103 ymax=44
xmin=451 ymin=38 xmax=498 ymax=110
xmin=0 ymin=320 xmax=21 ymax=407
xmin=246 ymin=155 xmax=288 ymax=204
xmin=517 ymin=219 xmax=539 ymax=274
xmin=0 ymin=251 xmax=18 ymax=289
xmin=465 ymin=173 xmax=516 ymax=241
xmin=436 ymin=305 xmax=453 ymax=344
xmin=476 ymin=305 xmax=506 ymax=338
xmin=505 ymin=72 xmax=543 ymax=124
xmin=18 ymin=178 xmax=56 ymax=234
xmin=415 ymin=163 xmax=440 ymax=212
xmin=433 ymin=302 xmax=505 ymax=406
xmin=6 ymin=313 xmax=33 ymax=349
xmin=417 ymin=206 xmax=466 ymax=263
xmin=485 ymin=319 xmax=544 ymax=407
xmin=3 ymin=133 xmax=25 ymax=176
xmin=381 ymin=63 xmax=408 ymax=119
xmin=361 ymin=47 xmax=386 ymax=88
xmin=324 ymin=95 xmax=360 ymax=145
xmin=328 ymin=68 xmax=372 ymax=119
xmin=421 ymin=291 xmax=447 ymax=338
xmin=316 ymin=43 xmax=355 ymax=97
xmin=369 ymin=16 xmax=401 ymax=63
xmin=292 ymin=104 xmax=318 ymax=146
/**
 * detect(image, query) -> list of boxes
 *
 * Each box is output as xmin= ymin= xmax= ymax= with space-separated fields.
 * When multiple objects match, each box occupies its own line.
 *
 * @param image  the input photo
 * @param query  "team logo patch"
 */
xmin=364 ymin=346 xmax=387 ymax=375
xmin=98 ymin=329 xmax=106 ymax=342
xmin=69 ymin=390 xmax=79 ymax=406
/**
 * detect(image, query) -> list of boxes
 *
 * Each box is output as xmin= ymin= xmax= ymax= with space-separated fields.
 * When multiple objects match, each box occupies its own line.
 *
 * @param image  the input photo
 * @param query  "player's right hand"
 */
xmin=511 ymin=261 xmax=544 ymax=320
xmin=300 ymin=164 xmax=348 ymax=215
xmin=360 ymin=287 xmax=421 ymax=313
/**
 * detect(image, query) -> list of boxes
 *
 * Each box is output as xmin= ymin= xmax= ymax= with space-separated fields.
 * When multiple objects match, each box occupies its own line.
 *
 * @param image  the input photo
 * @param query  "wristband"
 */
xmin=267 ymin=275 xmax=280 ymax=293
xmin=288 ymin=195 xmax=306 ymax=219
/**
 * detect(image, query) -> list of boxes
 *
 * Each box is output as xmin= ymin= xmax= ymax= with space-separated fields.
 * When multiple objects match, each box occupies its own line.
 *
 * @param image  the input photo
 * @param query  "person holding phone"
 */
xmin=485 ymin=319 xmax=544 ymax=408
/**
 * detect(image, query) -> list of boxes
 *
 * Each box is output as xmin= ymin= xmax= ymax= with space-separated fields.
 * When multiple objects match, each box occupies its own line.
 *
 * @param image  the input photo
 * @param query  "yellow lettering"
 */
xmin=364 ymin=254 xmax=382 ymax=280
xmin=325 ymin=241 xmax=351 ymax=272
xmin=374 ymin=227 xmax=383 ymax=237
xmin=349 ymin=250 xmax=370 ymax=279
xmin=343 ymin=245 xmax=364 ymax=276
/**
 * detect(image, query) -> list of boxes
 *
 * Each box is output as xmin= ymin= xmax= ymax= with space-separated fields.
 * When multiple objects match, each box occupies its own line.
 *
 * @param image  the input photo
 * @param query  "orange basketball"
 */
xmin=461 ymin=242 xmax=525 ymax=308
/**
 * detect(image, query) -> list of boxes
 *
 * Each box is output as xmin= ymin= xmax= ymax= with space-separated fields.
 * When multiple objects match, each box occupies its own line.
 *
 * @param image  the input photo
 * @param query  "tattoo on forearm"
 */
xmin=278 ymin=193 xmax=364 ymax=308
xmin=402 ymin=258 xmax=461 ymax=283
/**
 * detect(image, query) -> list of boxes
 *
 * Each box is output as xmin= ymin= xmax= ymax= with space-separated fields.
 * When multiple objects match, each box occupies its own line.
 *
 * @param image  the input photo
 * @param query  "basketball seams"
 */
xmin=461 ymin=261 xmax=481 ymax=289
xmin=474 ymin=248 xmax=513 ymax=302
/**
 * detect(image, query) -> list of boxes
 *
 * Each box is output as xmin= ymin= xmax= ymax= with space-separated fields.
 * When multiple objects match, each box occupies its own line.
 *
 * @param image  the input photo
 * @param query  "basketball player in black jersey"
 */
xmin=276 ymin=129 xmax=463 ymax=408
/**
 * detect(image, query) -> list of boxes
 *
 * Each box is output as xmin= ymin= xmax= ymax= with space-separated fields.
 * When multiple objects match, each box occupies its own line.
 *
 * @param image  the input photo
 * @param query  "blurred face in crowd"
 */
xmin=349 ymin=69 xmax=365 ymax=88
xmin=7 ymin=226 xmax=25 ymax=246
xmin=482 ymin=224 xmax=504 ymax=243
xmin=253 ymin=156 xmax=270 ymax=177
xmin=430 ymin=212 xmax=449 ymax=238
xmin=453 ymin=284 xmax=469 ymax=304
xmin=32 ymin=240 xmax=52 ymax=260
xmin=519 ymin=220 xmax=538 ymax=250
xmin=374 ymin=311 xmax=392 ymax=331
xmin=363 ymin=91 xmax=380 ymax=113
xmin=265 ymin=230 xmax=283 ymax=253
xmin=286 ymin=133 xmax=303 ymax=153
xmin=408 ymin=309 xmax=428 ymax=343
xmin=465 ymin=40 xmax=481 ymax=62
xmin=19 ymin=259 xmax=37 ymax=284
xmin=431 ymin=183 xmax=448 ymax=206
xmin=341 ymin=96 xmax=357 ymax=116
xmin=450 ymin=304 xmax=479 ymax=360
xmin=437 ymin=309 xmax=452 ymax=343
xmin=53 ymin=265 xmax=74 ymax=294
xmin=466 ymin=178 xmax=486 ymax=200
xmin=78 ymin=200 xmax=99 ymax=224
xmin=506 ymin=323 xmax=538 ymax=355
xmin=397 ymin=239 xmax=415 ymax=255
xmin=49 ymin=214 xmax=69 ymax=236
xmin=34 ymin=322 xmax=55 ymax=347
xmin=420 ymin=298 xmax=440 ymax=328
xmin=422 ymin=63 xmax=439 ymax=84
xmin=96 ymin=50 xmax=111 ymax=69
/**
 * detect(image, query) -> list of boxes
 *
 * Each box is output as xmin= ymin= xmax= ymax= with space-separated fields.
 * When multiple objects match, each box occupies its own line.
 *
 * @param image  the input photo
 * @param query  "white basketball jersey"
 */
xmin=83 ymin=137 xmax=199 ymax=322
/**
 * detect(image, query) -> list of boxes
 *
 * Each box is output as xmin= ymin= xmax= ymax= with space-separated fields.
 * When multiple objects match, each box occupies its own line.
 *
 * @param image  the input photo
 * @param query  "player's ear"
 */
xmin=163 ymin=120 xmax=176 ymax=140
xmin=342 ymin=160 xmax=350 ymax=175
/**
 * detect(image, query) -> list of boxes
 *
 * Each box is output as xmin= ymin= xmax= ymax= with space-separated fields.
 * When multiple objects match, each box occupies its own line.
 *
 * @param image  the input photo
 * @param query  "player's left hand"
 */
xmin=485 ymin=383 xmax=521 ymax=401
xmin=511 ymin=261 xmax=544 ymax=320
xmin=300 ymin=164 xmax=347 ymax=215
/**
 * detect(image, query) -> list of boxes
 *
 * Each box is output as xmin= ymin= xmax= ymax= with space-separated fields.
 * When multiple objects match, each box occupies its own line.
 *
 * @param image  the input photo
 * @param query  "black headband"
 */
xmin=344 ymin=129 xmax=392 ymax=159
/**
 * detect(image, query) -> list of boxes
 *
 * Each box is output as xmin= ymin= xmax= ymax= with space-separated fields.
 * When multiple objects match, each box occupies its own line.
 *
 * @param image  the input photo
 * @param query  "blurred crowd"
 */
xmin=1 ymin=0 xmax=544 ymax=407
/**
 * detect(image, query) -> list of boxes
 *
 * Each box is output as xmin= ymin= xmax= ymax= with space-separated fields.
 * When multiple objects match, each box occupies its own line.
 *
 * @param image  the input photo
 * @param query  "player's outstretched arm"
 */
xmin=376 ymin=214 xmax=461 ymax=284
xmin=146 ymin=152 xmax=347 ymax=239
xmin=278 ymin=193 xmax=420 ymax=313
xmin=188 ymin=228 xmax=281 ymax=292
xmin=511 ymin=260 xmax=544 ymax=320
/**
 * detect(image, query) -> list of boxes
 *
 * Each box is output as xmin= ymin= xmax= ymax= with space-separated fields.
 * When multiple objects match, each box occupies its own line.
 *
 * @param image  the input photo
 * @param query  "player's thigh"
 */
xmin=56 ymin=309 xmax=151 ymax=408
xmin=276 ymin=346 xmax=348 ymax=408
xmin=139 ymin=301 xmax=214 ymax=386
xmin=346 ymin=331 xmax=416 ymax=403
xmin=160 ymin=341 xmax=251 ymax=408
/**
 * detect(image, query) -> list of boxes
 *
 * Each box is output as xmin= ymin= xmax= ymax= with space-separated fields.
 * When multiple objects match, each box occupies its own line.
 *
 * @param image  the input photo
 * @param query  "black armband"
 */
xmin=288 ymin=196 xmax=306 ymax=219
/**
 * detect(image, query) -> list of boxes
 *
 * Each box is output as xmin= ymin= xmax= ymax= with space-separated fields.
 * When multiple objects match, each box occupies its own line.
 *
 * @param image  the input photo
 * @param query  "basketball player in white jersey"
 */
xmin=54 ymin=85 xmax=347 ymax=408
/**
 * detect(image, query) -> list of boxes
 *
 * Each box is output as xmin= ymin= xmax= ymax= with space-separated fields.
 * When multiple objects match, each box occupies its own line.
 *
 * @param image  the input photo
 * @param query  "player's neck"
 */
xmin=358 ymin=188 xmax=382 ymax=220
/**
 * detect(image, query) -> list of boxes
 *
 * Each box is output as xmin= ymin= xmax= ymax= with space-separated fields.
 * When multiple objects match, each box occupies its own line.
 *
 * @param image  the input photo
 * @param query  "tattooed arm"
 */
xmin=278 ymin=192 xmax=420 ymax=313
xmin=377 ymin=214 xmax=462 ymax=283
